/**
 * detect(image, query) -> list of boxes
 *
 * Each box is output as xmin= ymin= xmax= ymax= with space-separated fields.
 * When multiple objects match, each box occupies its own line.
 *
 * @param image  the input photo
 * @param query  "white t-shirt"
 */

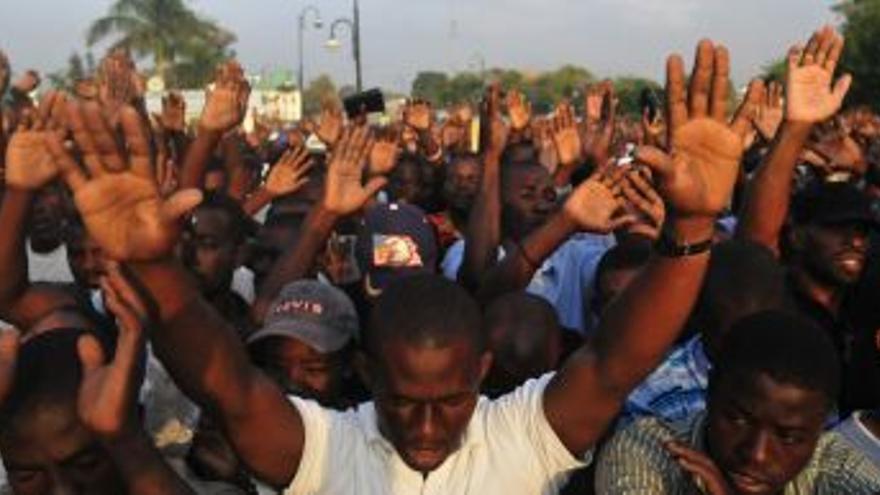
xmin=27 ymin=244 xmax=73 ymax=283
xmin=286 ymin=373 xmax=588 ymax=495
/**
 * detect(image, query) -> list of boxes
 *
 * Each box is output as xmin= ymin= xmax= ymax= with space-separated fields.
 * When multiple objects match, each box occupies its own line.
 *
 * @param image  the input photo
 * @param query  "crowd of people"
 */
xmin=1 ymin=23 xmax=880 ymax=494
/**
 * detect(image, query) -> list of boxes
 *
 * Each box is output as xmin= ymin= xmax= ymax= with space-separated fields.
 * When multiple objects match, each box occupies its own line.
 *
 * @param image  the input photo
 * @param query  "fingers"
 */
xmin=118 ymin=106 xmax=153 ymax=179
xmin=709 ymin=45 xmax=730 ymax=122
xmin=825 ymin=32 xmax=845 ymax=73
xmin=77 ymin=333 xmax=105 ymax=376
xmin=363 ymin=176 xmax=389 ymax=199
xmin=688 ymin=40 xmax=716 ymax=119
xmin=45 ymin=133 xmax=88 ymax=190
xmin=832 ymin=74 xmax=853 ymax=106
xmin=666 ymin=55 xmax=688 ymax=134
xmin=731 ymin=79 xmax=766 ymax=139
xmin=160 ymin=188 xmax=203 ymax=224
xmin=66 ymin=101 xmax=105 ymax=177
xmin=635 ymin=146 xmax=674 ymax=178
xmin=802 ymin=29 xmax=821 ymax=66
xmin=815 ymin=26 xmax=835 ymax=68
xmin=82 ymin=101 xmax=125 ymax=172
xmin=787 ymin=45 xmax=804 ymax=73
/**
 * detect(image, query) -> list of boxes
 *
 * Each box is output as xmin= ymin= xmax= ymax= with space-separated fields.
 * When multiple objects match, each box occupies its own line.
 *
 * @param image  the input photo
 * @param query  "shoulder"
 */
xmin=803 ymin=431 xmax=880 ymax=491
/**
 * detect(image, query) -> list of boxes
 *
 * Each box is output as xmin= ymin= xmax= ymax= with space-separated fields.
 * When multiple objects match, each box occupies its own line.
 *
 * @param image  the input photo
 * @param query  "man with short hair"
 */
xmin=55 ymin=39 xmax=762 ymax=493
xmin=596 ymin=310 xmax=880 ymax=494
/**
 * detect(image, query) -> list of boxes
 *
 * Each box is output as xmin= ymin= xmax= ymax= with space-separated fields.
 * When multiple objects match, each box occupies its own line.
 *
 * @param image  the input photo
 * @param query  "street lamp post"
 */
xmin=326 ymin=0 xmax=363 ymax=92
xmin=297 ymin=5 xmax=323 ymax=93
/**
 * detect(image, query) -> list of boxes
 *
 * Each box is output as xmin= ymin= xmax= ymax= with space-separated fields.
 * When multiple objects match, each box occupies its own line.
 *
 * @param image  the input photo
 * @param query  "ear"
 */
xmin=874 ymin=328 xmax=880 ymax=354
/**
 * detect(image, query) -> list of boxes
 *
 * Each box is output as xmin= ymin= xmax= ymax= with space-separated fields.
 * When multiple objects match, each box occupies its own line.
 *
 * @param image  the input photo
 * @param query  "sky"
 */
xmin=0 ymin=0 xmax=841 ymax=92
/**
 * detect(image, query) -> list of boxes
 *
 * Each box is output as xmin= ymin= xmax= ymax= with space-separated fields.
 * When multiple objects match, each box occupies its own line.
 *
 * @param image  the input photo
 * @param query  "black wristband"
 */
xmin=655 ymin=234 xmax=713 ymax=258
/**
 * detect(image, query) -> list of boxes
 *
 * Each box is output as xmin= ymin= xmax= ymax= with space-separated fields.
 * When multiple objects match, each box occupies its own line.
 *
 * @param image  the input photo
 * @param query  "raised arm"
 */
xmin=737 ymin=27 xmax=851 ymax=253
xmin=78 ymin=266 xmax=196 ymax=495
xmin=543 ymin=40 xmax=761 ymax=457
xmin=252 ymin=126 xmax=385 ymax=322
xmin=179 ymin=61 xmax=250 ymax=191
xmin=0 ymin=91 xmax=75 ymax=327
xmin=458 ymin=84 xmax=508 ymax=290
xmin=48 ymin=101 xmax=305 ymax=489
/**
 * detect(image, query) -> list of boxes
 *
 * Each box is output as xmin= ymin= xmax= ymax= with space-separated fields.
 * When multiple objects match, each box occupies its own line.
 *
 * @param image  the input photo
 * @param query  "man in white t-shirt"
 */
xmin=62 ymin=38 xmax=751 ymax=493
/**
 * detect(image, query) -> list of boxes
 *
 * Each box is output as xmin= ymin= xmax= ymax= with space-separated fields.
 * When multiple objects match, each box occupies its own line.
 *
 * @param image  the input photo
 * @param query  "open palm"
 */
xmin=786 ymin=26 xmax=851 ymax=124
xmin=47 ymin=102 xmax=202 ymax=261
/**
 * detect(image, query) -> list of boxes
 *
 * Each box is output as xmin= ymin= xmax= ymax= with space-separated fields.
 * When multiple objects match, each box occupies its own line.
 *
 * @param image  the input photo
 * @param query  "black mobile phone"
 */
xmin=640 ymin=87 xmax=660 ymax=123
xmin=343 ymin=88 xmax=385 ymax=119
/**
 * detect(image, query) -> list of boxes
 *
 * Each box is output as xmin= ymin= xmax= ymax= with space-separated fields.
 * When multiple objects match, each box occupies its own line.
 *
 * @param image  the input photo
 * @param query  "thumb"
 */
xmin=77 ymin=334 xmax=105 ymax=376
xmin=635 ymin=146 xmax=674 ymax=178
xmin=832 ymin=74 xmax=853 ymax=105
xmin=363 ymin=176 xmax=388 ymax=199
xmin=160 ymin=188 xmax=203 ymax=223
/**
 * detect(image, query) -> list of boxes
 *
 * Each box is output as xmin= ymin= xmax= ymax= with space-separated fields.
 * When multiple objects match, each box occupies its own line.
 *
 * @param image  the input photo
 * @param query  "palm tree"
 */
xmin=86 ymin=0 xmax=236 ymax=84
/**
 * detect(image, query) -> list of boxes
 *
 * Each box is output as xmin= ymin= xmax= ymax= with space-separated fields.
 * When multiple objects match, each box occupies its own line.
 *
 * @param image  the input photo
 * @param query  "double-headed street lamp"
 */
xmin=297 ymin=5 xmax=323 ymax=92
xmin=325 ymin=0 xmax=363 ymax=92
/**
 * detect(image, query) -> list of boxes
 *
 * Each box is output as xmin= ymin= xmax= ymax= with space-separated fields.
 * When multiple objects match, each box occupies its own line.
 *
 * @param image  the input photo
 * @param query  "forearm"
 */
xmin=127 ymin=260 xmax=303 ymax=488
xmin=736 ymin=121 xmax=812 ymax=253
xmin=242 ymin=187 xmax=274 ymax=217
xmin=545 ymin=218 xmax=713 ymax=453
xmin=476 ymin=211 xmax=574 ymax=303
xmin=0 ymin=189 xmax=32 ymax=315
xmin=459 ymin=155 xmax=502 ymax=289
xmin=252 ymin=205 xmax=339 ymax=322
xmin=105 ymin=431 xmax=196 ymax=495
xmin=224 ymin=139 xmax=252 ymax=201
xmin=179 ymin=129 xmax=222 ymax=190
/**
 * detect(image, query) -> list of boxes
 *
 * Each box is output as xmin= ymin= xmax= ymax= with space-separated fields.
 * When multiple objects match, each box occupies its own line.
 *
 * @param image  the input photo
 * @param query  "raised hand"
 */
xmin=5 ymin=91 xmax=68 ymax=191
xmin=752 ymin=80 xmax=783 ymax=141
xmin=785 ymin=26 xmax=851 ymax=124
xmin=314 ymin=101 xmax=344 ymax=147
xmin=12 ymin=69 xmax=40 ymax=95
xmin=665 ymin=441 xmax=734 ymax=495
xmin=562 ymin=166 xmax=635 ymax=234
xmin=403 ymin=99 xmax=433 ymax=132
xmin=159 ymin=91 xmax=186 ymax=133
xmin=480 ymin=82 xmax=510 ymax=161
xmin=200 ymin=61 xmax=251 ymax=133
xmin=322 ymin=125 xmax=386 ymax=215
xmin=368 ymin=126 xmax=401 ymax=176
xmin=266 ymin=145 xmax=313 ymax=198
xmin=505 ymin=89 xmax=532 ymax=131
xmin=46 ymin=102 xmax=203 ymax=260
xmin=77 ymin=265 xmax=148 ymax=440
xmin=551 ymin=100 xmax=583 ymax=166
xmin=97 ymin=50 xmax=140 ymax=121
xmin=621 ymin=167 xmax=666 ymax=240
xmin=637 ymin=41 xmax=762 ymax=219
xmin=581 ymin=81 xmax=617 ymax=164
xmin=533 ymin=118 xmax=559 ymax=173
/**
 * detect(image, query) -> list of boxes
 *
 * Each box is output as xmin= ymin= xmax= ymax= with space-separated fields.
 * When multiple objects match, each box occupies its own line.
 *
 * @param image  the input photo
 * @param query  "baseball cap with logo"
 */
xmin=791 ymin=181 xmax=876 ymax=227
xmin=247 ymin=280 xmax=359 ymax=354
xmin=355 ymin=203 xmax=439 ymax=298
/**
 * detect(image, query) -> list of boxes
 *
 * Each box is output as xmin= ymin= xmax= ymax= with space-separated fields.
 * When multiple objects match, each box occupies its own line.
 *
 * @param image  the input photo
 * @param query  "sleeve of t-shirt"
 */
xmin=440 ymin=240 xmax=465 ymax=280
xmin=485 ymin=374 xmax=589 ymax=490
xmin=284 ymin=397 xmax=332 ymax=495
xmin=594 ymin=418 xmax=684 ymax=494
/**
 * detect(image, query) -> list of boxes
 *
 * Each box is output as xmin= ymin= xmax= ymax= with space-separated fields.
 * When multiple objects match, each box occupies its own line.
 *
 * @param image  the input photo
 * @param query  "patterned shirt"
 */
xmin=622 ymin=335 xmax=711 ymax=431
xmin=596 ymin=414 xmax=880 ymax=494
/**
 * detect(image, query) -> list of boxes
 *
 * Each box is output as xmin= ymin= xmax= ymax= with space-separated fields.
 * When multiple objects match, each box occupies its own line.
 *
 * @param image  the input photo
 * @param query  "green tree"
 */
xmin=411 ymin=71 xmax=450 ymax=104
xmin=302 ymin=74 xmax=338 ymax=115
xmin=86 ymin=0 xmax=236 ymax=85
xmin=447 ymin=72 xmax=484 ymax=105
xmin=48 ymin=52 xmax=91 ymax=91
xmin=612 ymin=77 xmax=662 ymax=117
xmin=834 ymin=0 xmax=880 ymax=110
xmin=761 ymin=58 xmax=787 ymax=82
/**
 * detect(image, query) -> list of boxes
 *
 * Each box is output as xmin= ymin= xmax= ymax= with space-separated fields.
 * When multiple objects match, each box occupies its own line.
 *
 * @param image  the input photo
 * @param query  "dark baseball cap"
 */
xmin=247 ymin=280 xmax=359 ymax=353
xmin=355 ymin=203 xmax=438 ymax=297
xmin=791 ymin=182 xmax=876 ymax=227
